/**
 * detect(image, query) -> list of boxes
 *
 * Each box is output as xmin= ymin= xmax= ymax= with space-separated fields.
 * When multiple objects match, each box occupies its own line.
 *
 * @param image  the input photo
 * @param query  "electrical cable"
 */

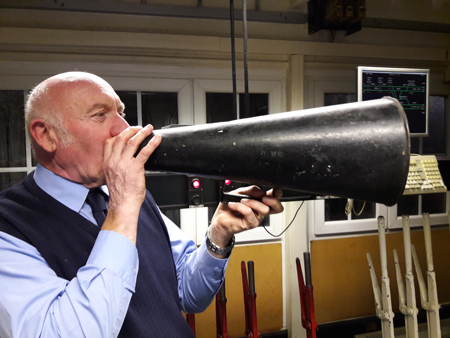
xmin=262 ymin=200 xmax=305 ymax=237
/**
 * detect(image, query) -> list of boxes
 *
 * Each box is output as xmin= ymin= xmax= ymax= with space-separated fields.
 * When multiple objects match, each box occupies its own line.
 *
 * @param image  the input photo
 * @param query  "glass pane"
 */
xmin=397 ymin=195 xmax=419 ymax=216
xmin=423 ymin=96 xmax=446 ymax=154
xmin=351 ymin=199 xmax=375 ymax=219
xmin=116 ymin=91 xmax=138 ymax=126
xmin=422 ymin=193 xmax=446 ymax=214
xmin=142 ymin=92 xmax=178 ymax=129
xmin=0 ymin=90 xmax=26 ymax=167
xmin=325 ymin=198 xmax=347 ymax=221
xmin=206 ymin=93 xmax=236 ymax=123
xmin=239 ymin=93 xmax=268 ymax=119
xmin=0 ymin=172 xmax=27 ymax=192
xmin=206 ymin=93 xmax=269 ymax=123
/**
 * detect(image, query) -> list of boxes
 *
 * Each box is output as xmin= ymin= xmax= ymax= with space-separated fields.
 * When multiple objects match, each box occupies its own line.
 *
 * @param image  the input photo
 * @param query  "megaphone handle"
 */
xmin=221 ymin=192 xmax=263 ymax=204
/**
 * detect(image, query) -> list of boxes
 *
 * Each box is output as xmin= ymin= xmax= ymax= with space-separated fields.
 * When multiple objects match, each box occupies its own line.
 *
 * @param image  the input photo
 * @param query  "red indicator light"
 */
xmin=192 ymin=179 xmax=201 ymax=189
xmin=224 ymin=180 xmax=231 ymax=186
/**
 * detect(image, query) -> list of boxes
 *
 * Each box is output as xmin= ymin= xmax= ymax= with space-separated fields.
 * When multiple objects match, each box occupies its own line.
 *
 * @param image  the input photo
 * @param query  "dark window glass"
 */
xmin=206 ymin=93 xmax=268 ymax=123
xmin=410 ymin=95 xmax=446 ymax=154
xmin=142 ymin=92 xmax=178 ymax=129
xmin=352 ymin=199 xmax=376 ymax=219
xmin=0 ymin=90 xmax=26 ymax=167
xmin=397 ymin=195 xmax=420 ymax=217
xmin=239 ymin=93 xmax=268 ymax=119
xmin=325 ymin=199 xmax=347 ymax=221
xmin=422 ymin=193 xmax=446 ymax=214
xmin=116 ymin=91 xmax=138 ymax=126
xmin=206 ymin=93 xmax=236 ymax=123
xmin=397 ymin=194 xmax=446 ymax=217
xmin=423 ymin=96 xmax=446 ymax=154
xmin=0 ymin=172 xmax=27 ymax=192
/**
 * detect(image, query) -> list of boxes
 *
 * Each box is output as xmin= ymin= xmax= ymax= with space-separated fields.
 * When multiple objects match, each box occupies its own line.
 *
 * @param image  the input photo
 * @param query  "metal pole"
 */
xmin=229 ymin=0 xmax=237 ymax=118
xmin=242 ymin=0 xmax=250 ymax=118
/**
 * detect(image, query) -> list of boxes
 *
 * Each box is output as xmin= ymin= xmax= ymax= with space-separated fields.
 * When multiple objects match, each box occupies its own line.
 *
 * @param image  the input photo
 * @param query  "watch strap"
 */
xmin=206 ymin=227 xmax=235 ymax=255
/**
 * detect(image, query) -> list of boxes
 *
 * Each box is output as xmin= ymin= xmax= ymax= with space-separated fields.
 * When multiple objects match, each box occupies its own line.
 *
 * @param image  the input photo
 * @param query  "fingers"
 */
xmin=263 ymin=189 xmax=284 ymax=215
xmin=104 ymin=125 xmax=160 ymax=163
xmin=222 ymin=201 xmax=262 ymax=229
xmin=228 ymin=186 xmax=284 ymax=216
xmin=134 ymin=132 xmax=161 ymax=164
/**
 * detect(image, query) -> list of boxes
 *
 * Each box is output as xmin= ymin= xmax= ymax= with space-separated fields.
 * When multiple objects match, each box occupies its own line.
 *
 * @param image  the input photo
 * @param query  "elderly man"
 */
xmin=0 ymin=72 xmax=283 ymax=337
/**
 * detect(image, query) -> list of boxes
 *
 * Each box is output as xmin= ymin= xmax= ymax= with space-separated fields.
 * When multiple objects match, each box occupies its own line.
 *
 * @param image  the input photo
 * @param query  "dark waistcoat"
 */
xmin=0 ymin=173 xmax=195 ymax=338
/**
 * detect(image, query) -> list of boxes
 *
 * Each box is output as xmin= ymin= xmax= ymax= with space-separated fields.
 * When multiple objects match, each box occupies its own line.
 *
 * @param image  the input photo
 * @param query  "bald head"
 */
xmin=25 ymin=71 xmax=129 ymax=185
xmin=25 ymin=72 xmax=115 ymax=146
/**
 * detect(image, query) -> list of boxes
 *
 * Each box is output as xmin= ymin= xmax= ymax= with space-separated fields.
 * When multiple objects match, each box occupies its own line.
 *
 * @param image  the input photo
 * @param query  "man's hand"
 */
xmin=101 ymin=125 xmax=161 ymax=245
xmin=208 ymin=186 xmax=284 ymax=258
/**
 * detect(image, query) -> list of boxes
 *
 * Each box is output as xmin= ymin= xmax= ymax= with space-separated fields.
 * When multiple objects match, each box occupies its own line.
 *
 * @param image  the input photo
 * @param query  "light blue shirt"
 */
xmin=0 ymin=164 xmax=228 ymax=338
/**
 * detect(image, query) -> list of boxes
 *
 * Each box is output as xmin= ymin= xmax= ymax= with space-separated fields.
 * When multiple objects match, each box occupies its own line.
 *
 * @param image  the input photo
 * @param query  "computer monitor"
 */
xmin=357 ymin=66 xmax=429 ymax=137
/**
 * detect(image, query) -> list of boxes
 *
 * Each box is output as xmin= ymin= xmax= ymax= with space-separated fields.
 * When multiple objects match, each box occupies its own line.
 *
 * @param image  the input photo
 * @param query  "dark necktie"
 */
xmin=86 ymin=188 xmax=108 ymax=226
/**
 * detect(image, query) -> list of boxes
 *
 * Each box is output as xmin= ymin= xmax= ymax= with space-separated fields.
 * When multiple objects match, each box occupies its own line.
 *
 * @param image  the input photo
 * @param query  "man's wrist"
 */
xmin=206 ymin=226 xmax=235 ymax=256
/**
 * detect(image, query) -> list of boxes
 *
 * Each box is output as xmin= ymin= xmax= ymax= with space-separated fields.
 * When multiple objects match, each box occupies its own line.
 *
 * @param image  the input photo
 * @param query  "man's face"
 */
xmin=51 ymin=78 xmax=130 ymax=187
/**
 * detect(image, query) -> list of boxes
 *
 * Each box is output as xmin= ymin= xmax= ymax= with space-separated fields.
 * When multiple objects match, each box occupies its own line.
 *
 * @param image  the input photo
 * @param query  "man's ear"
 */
xmin=29 ymin=119 xmax=57 ymax=153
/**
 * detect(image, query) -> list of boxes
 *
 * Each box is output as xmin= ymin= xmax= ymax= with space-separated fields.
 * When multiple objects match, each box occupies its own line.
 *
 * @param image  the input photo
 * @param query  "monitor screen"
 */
xmin=357 ymin=66 xmax=429 ymax=136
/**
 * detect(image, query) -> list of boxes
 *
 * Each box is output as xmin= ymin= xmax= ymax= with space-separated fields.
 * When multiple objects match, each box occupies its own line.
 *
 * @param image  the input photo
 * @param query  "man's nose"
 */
xmin=110 ymin=114 xmax=130 ymax=137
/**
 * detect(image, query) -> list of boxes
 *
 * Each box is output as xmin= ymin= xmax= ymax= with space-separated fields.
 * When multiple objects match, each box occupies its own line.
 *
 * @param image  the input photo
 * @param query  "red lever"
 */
xmin=186 ymin=313 xmax=196 ymax=336
xmin=216 ymin=282 xmax=229 ymax=338
xmin=241 ymin=261 xmax=261 ymax=338
xmin=296 ymin=253 xmax=318 ymax=338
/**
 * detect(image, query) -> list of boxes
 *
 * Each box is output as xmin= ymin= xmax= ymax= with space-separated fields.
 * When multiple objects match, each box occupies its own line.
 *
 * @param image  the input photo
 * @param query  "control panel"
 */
xmin=403 ymin=155 xmax=447 ymax=195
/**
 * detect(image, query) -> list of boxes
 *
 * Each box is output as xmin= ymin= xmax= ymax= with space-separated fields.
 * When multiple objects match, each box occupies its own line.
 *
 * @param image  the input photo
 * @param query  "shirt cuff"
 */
xmin=86 ymin=230 xmax=139 ymax=289
xmin=196 ymin=237 xmax=229 ymax=280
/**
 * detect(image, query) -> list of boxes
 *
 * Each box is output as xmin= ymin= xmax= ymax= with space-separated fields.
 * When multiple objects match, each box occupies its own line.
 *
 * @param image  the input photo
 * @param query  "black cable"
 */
xmin=229 ymin=0 xmax=237 ymax=118
xmin=262 ymin=201 xmax=305 ymax=237
xmin=243 ymin=0 xmax=250 ymax=118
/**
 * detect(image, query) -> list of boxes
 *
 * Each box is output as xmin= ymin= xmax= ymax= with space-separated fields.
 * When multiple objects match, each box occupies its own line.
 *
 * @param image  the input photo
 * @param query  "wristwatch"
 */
xmin=206 ymin=226 xmax=235 ymax=255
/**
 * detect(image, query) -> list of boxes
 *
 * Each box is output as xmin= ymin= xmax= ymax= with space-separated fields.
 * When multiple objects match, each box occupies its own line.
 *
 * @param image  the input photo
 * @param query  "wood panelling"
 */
xmin=311 ymin=228 xmax=450 ymax=323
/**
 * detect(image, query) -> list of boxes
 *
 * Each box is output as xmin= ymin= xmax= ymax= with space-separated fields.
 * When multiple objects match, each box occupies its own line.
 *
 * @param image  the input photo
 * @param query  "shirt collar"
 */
xmin=34 ymin=163 xmax=108 ymax=213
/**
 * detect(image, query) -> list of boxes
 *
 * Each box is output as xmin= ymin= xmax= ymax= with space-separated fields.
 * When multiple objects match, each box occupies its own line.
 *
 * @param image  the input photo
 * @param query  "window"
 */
xmin=0 ymin=90 xmax=29 ymax=191
xmin=410 ymin=95 xmax=446 ymax=155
